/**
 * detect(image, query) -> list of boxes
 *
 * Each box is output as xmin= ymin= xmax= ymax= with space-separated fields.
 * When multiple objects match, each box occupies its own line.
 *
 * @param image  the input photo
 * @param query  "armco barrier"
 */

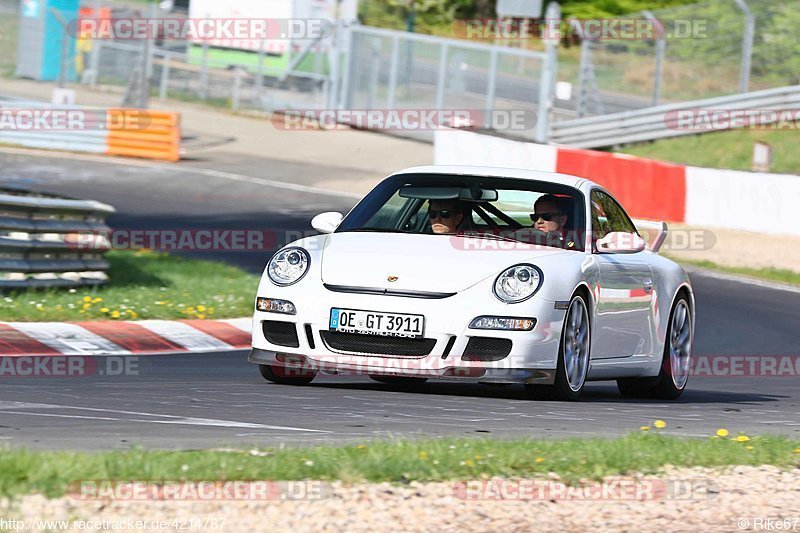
xmin=550 ymin=85 xmax=800 ymax=149
xmin=0 ymin=187 xmax=115 ymax=289
xmin=433 ymin=129 xmax=800 ymax=236
xmin=0 ymin=102 xmax=180 ymax=162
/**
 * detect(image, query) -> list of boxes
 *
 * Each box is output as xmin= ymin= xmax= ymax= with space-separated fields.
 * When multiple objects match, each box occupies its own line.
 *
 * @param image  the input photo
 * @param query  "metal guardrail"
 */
xmin=550 ymin=85 xmax=800 ymax=148
xmin=0 ymin=187 xmax=115 ymax=289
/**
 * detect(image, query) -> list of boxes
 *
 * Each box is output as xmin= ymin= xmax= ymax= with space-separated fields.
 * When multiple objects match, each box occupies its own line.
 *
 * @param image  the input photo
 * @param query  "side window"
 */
xmin=591 ymin=190 xmax=638 ymax=242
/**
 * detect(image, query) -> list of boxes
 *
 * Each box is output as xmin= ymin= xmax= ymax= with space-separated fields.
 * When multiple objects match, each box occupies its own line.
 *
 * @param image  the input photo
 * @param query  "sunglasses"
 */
xmin=427 ymin=209 xmax=453 ymax=219
xmin=530 ymin=212 xmax=562 ymax=222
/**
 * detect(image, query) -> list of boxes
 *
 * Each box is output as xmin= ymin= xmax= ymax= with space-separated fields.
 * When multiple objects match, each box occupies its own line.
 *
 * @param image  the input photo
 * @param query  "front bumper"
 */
xmin=249 ymin=283 xmax=565 ymax=385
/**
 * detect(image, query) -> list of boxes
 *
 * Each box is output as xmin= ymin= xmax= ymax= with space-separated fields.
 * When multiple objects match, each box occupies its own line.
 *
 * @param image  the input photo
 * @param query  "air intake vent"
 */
xmin=320 ymin=331 xmax=436 ymax=357
xmin=262 ymin=321 xmax=300 ymax=348
xmin=461 ymin=337 xmax=512 ymax=362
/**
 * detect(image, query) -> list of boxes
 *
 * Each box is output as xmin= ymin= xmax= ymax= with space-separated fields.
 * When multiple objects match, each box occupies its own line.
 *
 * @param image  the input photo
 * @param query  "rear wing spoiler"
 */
xmin=632 ymin=219 xmax=668 ymax=253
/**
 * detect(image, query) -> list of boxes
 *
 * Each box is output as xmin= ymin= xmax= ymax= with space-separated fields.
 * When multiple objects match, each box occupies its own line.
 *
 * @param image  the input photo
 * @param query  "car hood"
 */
xmin=319 ymin=232 xmax=573 ymax=293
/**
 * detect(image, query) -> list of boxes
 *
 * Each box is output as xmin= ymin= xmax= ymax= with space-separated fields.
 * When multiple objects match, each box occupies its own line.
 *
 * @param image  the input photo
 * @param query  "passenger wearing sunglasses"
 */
xmin=427 ymin=199 xmax=465 ymax=234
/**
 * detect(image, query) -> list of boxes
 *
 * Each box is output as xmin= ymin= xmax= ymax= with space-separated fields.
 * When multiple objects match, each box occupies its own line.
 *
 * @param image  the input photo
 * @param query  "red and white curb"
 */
xmin=0 ymin=318 xmax=251 ymax=356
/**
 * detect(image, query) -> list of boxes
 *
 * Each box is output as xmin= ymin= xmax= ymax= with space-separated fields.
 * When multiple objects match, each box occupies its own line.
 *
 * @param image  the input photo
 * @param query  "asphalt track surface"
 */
xmin=1 ymin=150 xmax=799 ymax=450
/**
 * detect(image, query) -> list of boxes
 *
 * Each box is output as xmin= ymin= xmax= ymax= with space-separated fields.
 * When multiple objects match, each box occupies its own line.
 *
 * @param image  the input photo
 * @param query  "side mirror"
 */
xmin=311 ymin=211 xmax=343 ymax=234
xmin=597 ymin=231 xmax=646 ymax=254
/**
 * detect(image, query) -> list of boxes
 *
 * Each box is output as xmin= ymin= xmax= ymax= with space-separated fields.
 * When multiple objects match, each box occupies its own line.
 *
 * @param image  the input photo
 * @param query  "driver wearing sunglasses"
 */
xmin=427 ymin=199 xmax=464 ymax=234
xmin=530 ymin=195 xmax=568 ymax=234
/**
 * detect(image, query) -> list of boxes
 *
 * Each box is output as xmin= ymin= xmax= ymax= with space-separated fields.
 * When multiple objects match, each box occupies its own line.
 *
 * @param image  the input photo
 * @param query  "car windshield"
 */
xmin=336 ymin=173 xmax=586 ymax=251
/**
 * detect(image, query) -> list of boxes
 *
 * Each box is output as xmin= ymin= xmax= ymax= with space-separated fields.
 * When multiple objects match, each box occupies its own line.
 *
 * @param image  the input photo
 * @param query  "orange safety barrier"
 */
xmin=105 ymin=109 xmax=181 ymax=162
xmin=556 ymin=148 xmax=686 ymax=222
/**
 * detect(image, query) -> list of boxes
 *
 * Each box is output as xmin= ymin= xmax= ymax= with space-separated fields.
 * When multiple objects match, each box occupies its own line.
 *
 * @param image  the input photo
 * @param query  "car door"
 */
xmin=590 ymin=190 xmax=655 ymax=359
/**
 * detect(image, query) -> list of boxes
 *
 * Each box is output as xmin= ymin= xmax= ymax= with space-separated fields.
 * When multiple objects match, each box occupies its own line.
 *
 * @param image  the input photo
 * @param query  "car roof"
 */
xmin=392 ymin=165 xmax=593 ymax=190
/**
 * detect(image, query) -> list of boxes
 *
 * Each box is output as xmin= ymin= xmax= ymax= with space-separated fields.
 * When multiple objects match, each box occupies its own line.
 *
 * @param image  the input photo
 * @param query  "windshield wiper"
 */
xmin=348 ymin=227 xmax=409 ymax=233
xmin=458 ymin=231 xmax=526 ymax=244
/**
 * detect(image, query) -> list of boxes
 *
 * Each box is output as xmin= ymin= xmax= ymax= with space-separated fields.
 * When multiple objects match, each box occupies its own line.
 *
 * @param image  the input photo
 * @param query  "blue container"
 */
xmin=17 ymin=0 xmax=80 ymax=81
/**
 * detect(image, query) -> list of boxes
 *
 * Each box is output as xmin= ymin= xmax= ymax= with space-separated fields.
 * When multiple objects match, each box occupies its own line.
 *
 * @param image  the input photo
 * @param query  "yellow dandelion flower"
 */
xmin=534 ymin=457 xmax=545 ymax=463
xmin=794 ymin=448 xmax=800 ymax=454
xmin=735 ymin=435 xmax=750 ymax=442
xmin=110 ymin=310 xmax=121 ymax=319
xmin=92 ymin=297 xmax=102 ymax=303
xmin=640 ymin=426 xmax=650 ymax=431
xmin=464 ymin=459 xmax=474 ymax=467
xmin=654 ymin=420 xmax=666 ymax=429
xmin=745 ymin=446 xmax=754 ymax=451
xmin=716 ymin=429 xmax=729 ymax=438
xmin=82 ymin=303 xmax=91 ymax=310
xmin=197 ymin=314 xmax=206 ymax=319
xmin=356 ymin=444 xmax=367 ymax=450
xmin=418 ymin=451 xmax=429 ymax=460
xmin=82 ymin=296 xmax=92 ymax=302
xmin=100 ymin=307 xmax=109 ymax=313
xmin=197 ymin=305 xmax=207 ymax=312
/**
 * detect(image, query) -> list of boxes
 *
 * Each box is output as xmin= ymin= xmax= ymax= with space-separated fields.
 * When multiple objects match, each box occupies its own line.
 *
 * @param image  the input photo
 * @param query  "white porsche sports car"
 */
xmin=249 ymin=166 xmax=695 ymax=401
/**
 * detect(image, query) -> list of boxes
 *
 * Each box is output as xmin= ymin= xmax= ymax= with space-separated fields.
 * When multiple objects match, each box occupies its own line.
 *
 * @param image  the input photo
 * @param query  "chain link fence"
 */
xmin=344 ymin=26 xmax=547 ymax=125
xmin=4 ymin=0 xmax=800 ymax=141
xmin=565 ymin=0 xmax=800 ymax=117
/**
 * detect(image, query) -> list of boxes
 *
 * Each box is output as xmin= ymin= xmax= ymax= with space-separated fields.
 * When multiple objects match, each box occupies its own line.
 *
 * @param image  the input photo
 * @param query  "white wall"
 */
xmin=433 ymin=129 xmax=557 ymax=172
xmin=685 ymin=166 xmax=800 ymax=236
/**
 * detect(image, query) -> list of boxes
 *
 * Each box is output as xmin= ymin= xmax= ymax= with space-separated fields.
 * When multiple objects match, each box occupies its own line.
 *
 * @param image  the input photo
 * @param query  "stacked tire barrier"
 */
xmin=0 ymin=187 xmax=115 ymax=289
xmin=0 ymin=101 xmax=180 ymax=162
xmin=434 ymin=129 xmax=800 ymax=237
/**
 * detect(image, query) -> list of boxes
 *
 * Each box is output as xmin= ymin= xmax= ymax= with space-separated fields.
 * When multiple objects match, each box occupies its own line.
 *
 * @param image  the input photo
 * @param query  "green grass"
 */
xmin=668 ymin=256 xmax=800 ymax=287
xmin=620 ymin=129 xmax=800 ymax=175
xmin=0 ymin=251 xmax=258 ymax=322
xmin=0 ymin=434 xmax=798 ymax=498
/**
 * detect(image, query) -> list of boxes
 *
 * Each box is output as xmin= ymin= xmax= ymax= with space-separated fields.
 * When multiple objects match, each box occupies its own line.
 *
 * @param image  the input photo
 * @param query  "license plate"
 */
xmin=329 ymin=308 xmax=425 ymax=338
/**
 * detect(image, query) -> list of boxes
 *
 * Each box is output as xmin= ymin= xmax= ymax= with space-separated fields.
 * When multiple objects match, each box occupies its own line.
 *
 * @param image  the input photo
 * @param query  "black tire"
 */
xmin=258 ymin=364 xmax=316 ymax=385
xmin=369 ymin=375 xmax=428 ymax=386
xmin=525 ymin=293 xmax=591 ymax=401
xmin=616 ymin=295 xmax=692 ymax=400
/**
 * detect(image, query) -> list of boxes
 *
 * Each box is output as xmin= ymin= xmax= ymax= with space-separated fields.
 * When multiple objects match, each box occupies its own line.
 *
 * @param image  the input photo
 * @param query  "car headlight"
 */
xmin=493 ymin=264 xmax=543 ymax=303
xmin=267 ymin=247 xmax=310 ymax=286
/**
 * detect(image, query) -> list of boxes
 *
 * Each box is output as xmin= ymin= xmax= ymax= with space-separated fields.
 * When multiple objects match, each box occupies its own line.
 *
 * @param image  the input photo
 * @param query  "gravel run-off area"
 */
xmin=2 ymin=466 xmax=799 ymax=532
